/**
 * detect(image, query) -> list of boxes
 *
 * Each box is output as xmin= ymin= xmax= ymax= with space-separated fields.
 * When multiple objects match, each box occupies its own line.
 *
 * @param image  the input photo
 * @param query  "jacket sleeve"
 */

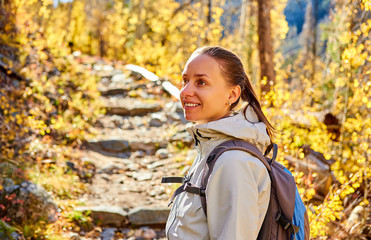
xmin=206 ymin=150 xmax=271 ymax=240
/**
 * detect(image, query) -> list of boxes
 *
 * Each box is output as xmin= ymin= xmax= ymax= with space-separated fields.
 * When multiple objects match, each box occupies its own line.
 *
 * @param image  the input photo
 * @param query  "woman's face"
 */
xmin=180 ymin=54 xmax=240 ymax=124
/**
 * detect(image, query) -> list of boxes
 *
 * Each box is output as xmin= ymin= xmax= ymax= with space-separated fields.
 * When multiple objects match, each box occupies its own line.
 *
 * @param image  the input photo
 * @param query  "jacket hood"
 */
xmin=186 ymin=105 xmax=271 ymax=153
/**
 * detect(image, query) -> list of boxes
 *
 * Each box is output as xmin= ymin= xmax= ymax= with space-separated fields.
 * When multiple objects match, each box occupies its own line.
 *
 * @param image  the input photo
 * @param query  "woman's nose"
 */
xmin=180 ymin=82 xmax=194 ymax=97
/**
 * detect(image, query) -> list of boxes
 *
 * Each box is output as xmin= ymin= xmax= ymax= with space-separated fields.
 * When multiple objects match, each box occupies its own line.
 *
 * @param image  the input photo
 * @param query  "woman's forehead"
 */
xmin=183 ymin=54 xmax=221 ymax=76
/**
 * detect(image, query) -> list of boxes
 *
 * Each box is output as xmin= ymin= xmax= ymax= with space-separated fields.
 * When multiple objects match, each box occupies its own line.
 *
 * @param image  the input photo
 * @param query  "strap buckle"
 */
xmin=275 ymin=212 xmax=300 ymax=234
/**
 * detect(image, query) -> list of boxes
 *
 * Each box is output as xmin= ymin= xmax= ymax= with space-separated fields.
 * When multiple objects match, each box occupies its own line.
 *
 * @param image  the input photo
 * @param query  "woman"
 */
xmin=166 ymin=46 xmax=274 ymax=240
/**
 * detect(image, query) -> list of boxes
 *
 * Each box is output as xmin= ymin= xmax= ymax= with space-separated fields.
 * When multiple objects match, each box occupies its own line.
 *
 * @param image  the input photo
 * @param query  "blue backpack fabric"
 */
xmin=284 ymin=168 xmax=308 ymax=240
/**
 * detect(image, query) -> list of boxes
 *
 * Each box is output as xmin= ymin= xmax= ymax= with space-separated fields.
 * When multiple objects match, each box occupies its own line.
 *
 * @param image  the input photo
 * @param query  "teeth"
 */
xmin=185 ymin=103 xmax=199 ymax=107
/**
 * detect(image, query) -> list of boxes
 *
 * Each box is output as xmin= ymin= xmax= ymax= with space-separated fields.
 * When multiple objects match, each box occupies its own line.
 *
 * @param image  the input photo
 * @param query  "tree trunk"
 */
xmin=311 ymin=0 xmax=318 ymax=84
xmin=136 ymin=0 xmax=145 ymax=39
xmin=206 ymin=0 xmax=212 ymax=44
xmin=257 ymin=0 xmax=275 ymax=97
xmin=197 ymin=0 xmax=206 ymax=47
xmin=239 ymin=0 xmax=247 ymax=41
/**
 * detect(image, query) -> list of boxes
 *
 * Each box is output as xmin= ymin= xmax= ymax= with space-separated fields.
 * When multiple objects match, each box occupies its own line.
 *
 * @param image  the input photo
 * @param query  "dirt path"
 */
xmin=69 ymin=62 xmax=193 ymax=240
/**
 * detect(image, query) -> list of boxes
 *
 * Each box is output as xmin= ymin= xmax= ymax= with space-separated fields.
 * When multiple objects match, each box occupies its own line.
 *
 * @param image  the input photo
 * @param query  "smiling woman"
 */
xmin=180 ymin=54 xmax=241 ymax=124
xmin=165 ymin=46 xmax=275 ymax=240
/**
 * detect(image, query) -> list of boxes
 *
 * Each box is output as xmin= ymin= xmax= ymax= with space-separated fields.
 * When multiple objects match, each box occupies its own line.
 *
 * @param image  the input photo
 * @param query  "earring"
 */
xmin=227 ymin=102 xmax=231 ymax=106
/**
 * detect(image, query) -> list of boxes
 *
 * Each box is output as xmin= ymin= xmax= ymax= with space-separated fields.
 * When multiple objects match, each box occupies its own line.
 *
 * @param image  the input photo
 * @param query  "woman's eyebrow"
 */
xmin=194 ymin=73 xmax=209 ymax=78
xmin=182 ymin=73 xmax=210 ymax=78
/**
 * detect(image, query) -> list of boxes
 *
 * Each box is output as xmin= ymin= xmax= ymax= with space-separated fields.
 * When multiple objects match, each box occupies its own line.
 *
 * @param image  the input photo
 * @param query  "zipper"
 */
xmin=166 ymin=192 xmax=180 ymax=238
xmin=167 ymin=127 xmax=204 ymax=238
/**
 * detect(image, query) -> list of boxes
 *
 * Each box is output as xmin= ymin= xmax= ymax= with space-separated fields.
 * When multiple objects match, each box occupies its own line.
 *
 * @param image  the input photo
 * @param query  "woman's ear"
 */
xmin=228 ymin=85 xmax=241 ymax=104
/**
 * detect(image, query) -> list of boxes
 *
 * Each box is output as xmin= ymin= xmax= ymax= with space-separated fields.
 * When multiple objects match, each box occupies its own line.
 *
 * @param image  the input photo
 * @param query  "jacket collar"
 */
xmin=186 ymin=105 xmax=271 ymax=153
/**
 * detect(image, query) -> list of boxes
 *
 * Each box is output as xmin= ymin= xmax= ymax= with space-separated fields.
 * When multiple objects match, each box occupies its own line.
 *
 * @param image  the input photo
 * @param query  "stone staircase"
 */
xmin=70 ymin=62 xmax=195 ymax=240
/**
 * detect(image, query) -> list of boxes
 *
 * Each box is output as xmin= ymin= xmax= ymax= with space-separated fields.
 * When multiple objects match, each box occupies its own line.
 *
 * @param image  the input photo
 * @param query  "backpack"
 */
xmin=162 ymin=139 xmax=310 ymax=240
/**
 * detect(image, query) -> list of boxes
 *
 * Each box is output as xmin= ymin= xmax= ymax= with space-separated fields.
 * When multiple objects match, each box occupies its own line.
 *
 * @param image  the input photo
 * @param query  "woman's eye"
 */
xmin=182 ymin=79 xmax=188 ymax=85
xmin=197 ymin=79 xmax=206 ymax=85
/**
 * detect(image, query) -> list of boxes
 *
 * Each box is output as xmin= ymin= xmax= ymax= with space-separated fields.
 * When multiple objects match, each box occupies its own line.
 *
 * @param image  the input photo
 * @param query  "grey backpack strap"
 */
xmin=200 ymin=139 xmax=273 ymax=216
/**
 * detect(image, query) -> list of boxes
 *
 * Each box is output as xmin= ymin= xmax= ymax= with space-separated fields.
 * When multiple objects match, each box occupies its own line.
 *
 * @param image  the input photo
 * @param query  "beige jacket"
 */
xmin=166 ymin=106 xmax=272 ymax=240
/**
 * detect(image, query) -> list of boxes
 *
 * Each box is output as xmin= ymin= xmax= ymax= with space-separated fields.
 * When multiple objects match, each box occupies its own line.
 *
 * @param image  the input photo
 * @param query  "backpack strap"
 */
xmin=162 ymin=173 xmax=204 ymax=207
xmin=199 ymin=139 xmax=276 ymax=216
xmin=161 ymin=176 xmax=185 ymax=184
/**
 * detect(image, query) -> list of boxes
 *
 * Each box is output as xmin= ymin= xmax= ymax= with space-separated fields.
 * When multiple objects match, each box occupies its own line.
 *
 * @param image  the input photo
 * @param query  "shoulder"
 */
xmin=207 ymin=149 xmax=271 ymax=194
xmin=211 ymin=149 xmax=270 ymax=184
xmin=215 ymin=149 xmax=268 ymax=171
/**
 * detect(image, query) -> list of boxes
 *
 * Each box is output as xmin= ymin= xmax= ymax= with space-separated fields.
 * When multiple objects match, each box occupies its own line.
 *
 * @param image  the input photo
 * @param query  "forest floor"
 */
xmin=64 ymin=57 xmax=194 ymax=239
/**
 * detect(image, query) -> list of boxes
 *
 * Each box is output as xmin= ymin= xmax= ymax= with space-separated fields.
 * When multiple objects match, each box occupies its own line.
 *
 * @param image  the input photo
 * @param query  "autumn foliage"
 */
xmin=0 ymin=0 xmax=370 ymax=238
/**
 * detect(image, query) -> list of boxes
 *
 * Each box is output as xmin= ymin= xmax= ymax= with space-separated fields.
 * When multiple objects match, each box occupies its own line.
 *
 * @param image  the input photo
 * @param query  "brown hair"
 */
xmin=191 ymin=46 xmax=275 ymax=139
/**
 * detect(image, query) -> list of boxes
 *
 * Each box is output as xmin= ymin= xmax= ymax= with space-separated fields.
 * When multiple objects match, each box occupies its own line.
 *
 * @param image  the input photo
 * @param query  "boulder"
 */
xmin=0 ymin=181 xmax=58 ymax=225
xmin=128 ymin=207 xmax=170 ymax=226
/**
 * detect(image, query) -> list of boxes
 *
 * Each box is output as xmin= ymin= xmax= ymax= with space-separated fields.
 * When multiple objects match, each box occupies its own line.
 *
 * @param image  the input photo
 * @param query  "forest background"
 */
xmin=0 ymin=0 xmax=370 ymax=239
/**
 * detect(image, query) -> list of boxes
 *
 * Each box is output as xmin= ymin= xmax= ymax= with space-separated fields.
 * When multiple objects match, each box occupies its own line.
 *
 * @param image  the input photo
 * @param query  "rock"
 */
xmin=110 ymin=115 xmax=126 ymax=128
xmin=87 ymin=139 xmax=130 ymax=153
xmin=99 ymin=85 xmax=128 ymax=97
xmin=132 ymin=150 xmax=146 ymax=158
xmin=100 ymin=140 xmax=130 ymax=152
xmin=111 ymin=73 xmax=132 ymax=83
xmin=165 ymin=102 xmax=183 ymax=114
xmin=132 ymin=172 xmax=153 ymax=181
xmin=2 ymin=178 xmax=18 ymax=193
xmin=165 ymin=102 xmax=187 ymax=123
xmin=149 ymin=113 xmax=167 ymax=127
xmin=0 ymin=181 xmax=58 ymax=225
xmin=98 ymin=164 xmax=123 ymax=174
xmin=102 ymin=65 xmax=115 ymax=72
xmin=130 ymin=141 xmax=158 ymax=154
xmin=75 ymin=206 xmax=128 ymax=228
xmin=134 ymin=227 xmax=157 ymax=239
xmin=170 ymin=131 xmax=194 ymax=146
xmin=104 ymin=98 xmax=162 ymax=116
xmin=128 ymin=207 xmax=170 ymax=226
xmin=67 ymin=232 xmax=80 ymax=240
xmin=155 ymin=149 xmax=169 ymax=159
xmin=100 ymin=228 xmax=117 ymax=240
xmin=147 ymin=161 xmax=164 ymax=169
xmin=149 ymin=118 xmax=163 ymax=127
xmin=0 ymin=220 xmax=24 ymax=240
xmin=142 ymin=227 xmax=157 ymax=239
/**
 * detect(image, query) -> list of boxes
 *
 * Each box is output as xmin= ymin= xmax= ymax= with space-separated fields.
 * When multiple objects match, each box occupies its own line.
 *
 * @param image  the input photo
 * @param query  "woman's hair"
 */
xmin=191 ymin=46 xmax=275 ymax=139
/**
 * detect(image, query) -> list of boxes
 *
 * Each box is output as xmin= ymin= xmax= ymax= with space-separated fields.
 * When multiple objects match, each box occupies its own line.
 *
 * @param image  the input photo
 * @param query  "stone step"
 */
xmin=75 ymin=206 xmax=128 ymax=228
xmin=102 ymin=97 xmax=162 ymax=116
xmin=85 ymin=125 xmax=181 ymax=155
xmin=75 ymin=205 xmax=170 ymax=228
xmin=86 ymin=138 xmax=167 ymax=155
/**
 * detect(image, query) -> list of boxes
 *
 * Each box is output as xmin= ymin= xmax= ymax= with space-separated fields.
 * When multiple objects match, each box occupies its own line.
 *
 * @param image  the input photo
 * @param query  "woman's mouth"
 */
xmin=184 ymin=102 xmax=201 ymax=108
